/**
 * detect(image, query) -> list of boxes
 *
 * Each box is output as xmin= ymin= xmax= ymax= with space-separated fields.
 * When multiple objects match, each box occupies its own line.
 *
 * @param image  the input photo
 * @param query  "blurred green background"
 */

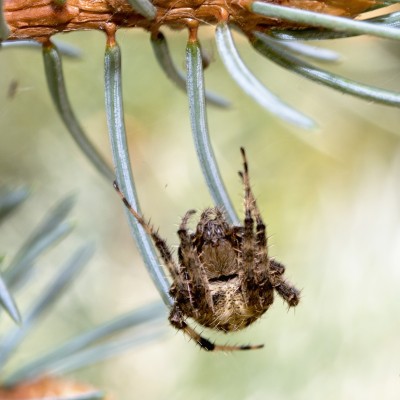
xmin=1 ymin=26 xmax=400 ymax=399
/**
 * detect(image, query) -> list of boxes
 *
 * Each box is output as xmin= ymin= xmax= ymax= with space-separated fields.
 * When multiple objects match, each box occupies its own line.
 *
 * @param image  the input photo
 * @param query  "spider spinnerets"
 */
xmin=114 ymin=148 xmax=300 ymax=351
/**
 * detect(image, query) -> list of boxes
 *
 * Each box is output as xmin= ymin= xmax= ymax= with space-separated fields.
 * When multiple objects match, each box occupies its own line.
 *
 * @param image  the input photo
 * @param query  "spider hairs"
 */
xmin=114 ymin=148 xmax=300 ymax=351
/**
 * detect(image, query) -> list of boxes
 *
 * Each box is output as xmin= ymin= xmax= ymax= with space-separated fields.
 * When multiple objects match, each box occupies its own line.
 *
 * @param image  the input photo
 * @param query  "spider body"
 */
xmin=174 ymin=272 xmax=273 ymax=332
xmin=114 ymin=148 xmax=300 ymax=351
xmin=171 ymin=207 xmax=275 ymax=333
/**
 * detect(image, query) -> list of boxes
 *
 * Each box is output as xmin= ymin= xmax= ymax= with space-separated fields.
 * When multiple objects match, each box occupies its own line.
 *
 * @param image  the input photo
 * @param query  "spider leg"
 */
xmin=180 ymin=209 xmax=196 ymax=229
xmin=237 ymin=152 xmax=300 ymax=308
xmin=239 ymin=149 xmax=300 ymax=308
xmin=274 ymin=279 xmax=300 ymax=307
xmin=113 ymin=181 xmax=179 ymax=279
xmin=269 ymin=258 xmax=300 ymax=307
xmin=270 ymin=259 xmax=285 ymax=275
xmin=169 ymin=304 xmax=263 ymax=351
xmin=177 ymin=210 xmax=214 ymax=311
xmin=238 ymin=148 xmax=266 ymax=296
xmin=239 ymin=148 xmax=255 ymax=263
xmin=239 ymin=147 xmax=268 ymax=264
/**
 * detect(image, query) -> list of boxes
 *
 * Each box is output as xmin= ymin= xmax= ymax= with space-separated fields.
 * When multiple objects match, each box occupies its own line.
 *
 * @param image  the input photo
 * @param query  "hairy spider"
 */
xmin=113 ymin=148 xmax=300 ymax=351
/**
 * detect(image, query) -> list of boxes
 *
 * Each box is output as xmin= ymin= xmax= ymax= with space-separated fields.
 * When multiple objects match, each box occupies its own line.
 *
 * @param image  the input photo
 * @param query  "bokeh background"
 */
xmin=1 ymin=24 xmax=400 ymax=399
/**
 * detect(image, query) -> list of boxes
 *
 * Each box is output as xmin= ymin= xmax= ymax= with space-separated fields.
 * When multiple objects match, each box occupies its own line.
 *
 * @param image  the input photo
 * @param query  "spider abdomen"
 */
xmin=183 ymin=277 xmax=274 ymax=332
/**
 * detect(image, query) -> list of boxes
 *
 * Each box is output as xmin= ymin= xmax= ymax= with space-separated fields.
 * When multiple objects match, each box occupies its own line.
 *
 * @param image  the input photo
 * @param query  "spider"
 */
xmin=113 ymin=148 xmax=300 ymax=351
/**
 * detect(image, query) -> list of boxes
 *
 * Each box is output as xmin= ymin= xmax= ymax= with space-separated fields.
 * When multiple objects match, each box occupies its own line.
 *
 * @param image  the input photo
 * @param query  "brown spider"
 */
xmin=113 ymin=148 xmax=300 ymax=351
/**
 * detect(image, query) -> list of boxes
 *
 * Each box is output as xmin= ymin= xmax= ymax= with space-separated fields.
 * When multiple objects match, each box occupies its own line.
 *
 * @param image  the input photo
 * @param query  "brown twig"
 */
xmin=3 ymin=0 xmax=378 ymax=42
